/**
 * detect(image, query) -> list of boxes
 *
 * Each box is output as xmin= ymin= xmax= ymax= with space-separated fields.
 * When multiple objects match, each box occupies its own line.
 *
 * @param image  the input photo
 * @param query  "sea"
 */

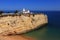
xmin=2 ymin=11 xmax=60 ymax=40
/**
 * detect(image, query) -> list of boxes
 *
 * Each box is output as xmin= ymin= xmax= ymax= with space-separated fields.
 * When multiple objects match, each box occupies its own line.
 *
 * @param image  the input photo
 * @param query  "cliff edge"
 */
xmin=0 ymin=13 xmax=48 ymax=35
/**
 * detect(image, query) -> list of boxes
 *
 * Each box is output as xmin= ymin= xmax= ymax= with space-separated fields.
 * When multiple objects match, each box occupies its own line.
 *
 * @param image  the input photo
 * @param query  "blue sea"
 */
xmin=2 ymin=11 xmax=60 ymax=40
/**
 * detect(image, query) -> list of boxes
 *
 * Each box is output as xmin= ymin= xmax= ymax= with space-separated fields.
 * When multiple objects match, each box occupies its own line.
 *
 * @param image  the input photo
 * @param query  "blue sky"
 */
xmin=0 ymin=0 xmax=60 ymax=10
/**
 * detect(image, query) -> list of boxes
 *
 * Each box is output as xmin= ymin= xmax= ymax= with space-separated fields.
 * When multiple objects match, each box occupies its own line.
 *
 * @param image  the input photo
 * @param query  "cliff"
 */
xmin=0 ymin=13 xmax=48 ymax=35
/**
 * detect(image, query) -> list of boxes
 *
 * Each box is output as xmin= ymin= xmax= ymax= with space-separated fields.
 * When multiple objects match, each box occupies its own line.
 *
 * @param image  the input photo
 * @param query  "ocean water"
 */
xmin=2 ymin=11 xmax=60 ymax=40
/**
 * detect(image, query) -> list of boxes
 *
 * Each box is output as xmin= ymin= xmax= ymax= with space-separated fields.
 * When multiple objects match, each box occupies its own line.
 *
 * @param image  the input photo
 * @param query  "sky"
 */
xmin=0 ymin=0 xmax=60 ymax=10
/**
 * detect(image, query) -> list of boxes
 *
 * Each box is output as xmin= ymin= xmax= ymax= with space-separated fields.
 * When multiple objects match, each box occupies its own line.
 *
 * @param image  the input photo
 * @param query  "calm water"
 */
xmin=2 ymin=11 xmax=60 ymax=40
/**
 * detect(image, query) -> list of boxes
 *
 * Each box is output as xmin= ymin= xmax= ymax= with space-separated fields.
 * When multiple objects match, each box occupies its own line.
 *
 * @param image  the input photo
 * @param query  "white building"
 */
xmin=22 ymin=8 xmax=30 ymax=14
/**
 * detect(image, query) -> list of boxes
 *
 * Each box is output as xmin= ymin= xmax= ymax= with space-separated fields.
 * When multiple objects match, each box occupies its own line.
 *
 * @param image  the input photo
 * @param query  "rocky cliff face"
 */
xmin=0 ymin=14 xmax=48 ymax=35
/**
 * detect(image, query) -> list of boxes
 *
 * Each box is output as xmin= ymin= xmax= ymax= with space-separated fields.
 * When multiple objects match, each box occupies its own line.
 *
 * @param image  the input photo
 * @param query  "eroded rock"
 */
xmin=0 ymin=14 xmax=48 ymax=35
